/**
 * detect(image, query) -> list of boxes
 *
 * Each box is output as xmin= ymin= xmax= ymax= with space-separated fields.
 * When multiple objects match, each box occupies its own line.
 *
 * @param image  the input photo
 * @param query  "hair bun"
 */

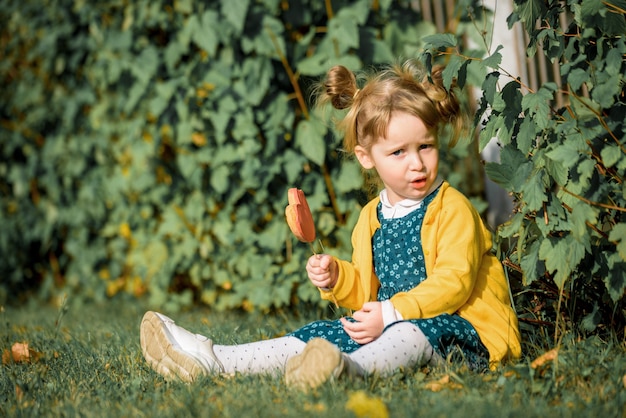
xmin=324 ymin=65 xmax=358 ymax=110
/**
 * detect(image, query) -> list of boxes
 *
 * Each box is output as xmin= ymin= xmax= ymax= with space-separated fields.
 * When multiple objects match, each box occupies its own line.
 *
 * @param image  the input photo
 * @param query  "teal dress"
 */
xmin=289 ymin=187 xmax=489 ymax=371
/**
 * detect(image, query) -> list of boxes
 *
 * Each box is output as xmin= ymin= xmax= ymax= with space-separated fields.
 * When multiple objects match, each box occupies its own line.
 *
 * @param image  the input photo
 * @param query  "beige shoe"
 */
xmin=140 ymin=311 xmax=224 ymax=382
xmin=285 ymin=338 xmax=344 ymax=390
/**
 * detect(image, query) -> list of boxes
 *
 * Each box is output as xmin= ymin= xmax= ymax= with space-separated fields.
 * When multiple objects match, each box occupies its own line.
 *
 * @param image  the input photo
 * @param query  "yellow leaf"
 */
xmin=530 ymin=348 xmax=559 ymax=369
xmin=132 ymin=276 xmax=147 ymax=297
xmin=424 ymin=374 xmax=463 ymax=392
xmin=156 ymin=166 xmax=172 ymax=185
xmin=191 ymin=132 xmax=207 ymax=146
xmin=12 ymin=342 xmax=30 ymax=362
xmin=2 ymin=348 xmax=10 ymax=365
xmin=3 ymin=342 xmax=43 ymax=364
xmin=106 ymin=278 xmax=125 ymax=297
xmin=345 ymin=391 xmax=389 ymax=418
xmin=242 ymin=300 xmax=254 ymax=312
xmin=119 ymin=223 xmax=131 ymax=239
xmin=15 ymin=384 xmax=24 ymax=402
xmin=98 ymin=268 xmax=110 ymax=280
xmin=160 ymin=124 xmax=172 ymax=139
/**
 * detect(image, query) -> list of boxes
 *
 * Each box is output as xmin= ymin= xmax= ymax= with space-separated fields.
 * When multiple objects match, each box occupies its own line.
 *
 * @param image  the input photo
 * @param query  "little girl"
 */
xmin=140 ymin=60 xmax=521 ymax=389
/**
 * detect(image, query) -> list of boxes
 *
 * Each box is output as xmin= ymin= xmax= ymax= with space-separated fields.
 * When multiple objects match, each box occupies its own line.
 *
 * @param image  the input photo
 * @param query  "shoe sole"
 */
xmin=285 ymin=338 xmax=344 ymax=390
xmin=140 ymin=311 xmax=206 ymax=383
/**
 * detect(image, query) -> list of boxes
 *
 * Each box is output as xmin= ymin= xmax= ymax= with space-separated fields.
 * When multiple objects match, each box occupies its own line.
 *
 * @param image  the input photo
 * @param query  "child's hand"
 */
xmin=306 ymin=254 xmax=338 ymax=289
xmin=340 ymin=302 xmax=384 ymax=344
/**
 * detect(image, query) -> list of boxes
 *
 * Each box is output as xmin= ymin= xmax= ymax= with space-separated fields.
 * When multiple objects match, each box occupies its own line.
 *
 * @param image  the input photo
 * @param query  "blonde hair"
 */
xmin=316 ymin=60 xmax=466 ymax=153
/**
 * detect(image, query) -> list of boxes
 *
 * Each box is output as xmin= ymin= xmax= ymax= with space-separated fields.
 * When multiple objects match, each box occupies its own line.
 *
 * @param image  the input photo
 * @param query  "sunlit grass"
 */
xmin=1 ymin=298 xmax=624 ymax=417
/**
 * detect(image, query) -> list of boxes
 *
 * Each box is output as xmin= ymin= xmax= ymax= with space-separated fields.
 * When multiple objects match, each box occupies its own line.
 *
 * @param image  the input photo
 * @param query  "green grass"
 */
xmin=1 ymin=299 xmax=625 ymax=418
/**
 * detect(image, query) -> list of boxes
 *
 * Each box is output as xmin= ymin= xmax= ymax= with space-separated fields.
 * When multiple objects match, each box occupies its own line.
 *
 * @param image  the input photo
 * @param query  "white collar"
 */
xmin=379 ymin=178 xmax=443 ymax=219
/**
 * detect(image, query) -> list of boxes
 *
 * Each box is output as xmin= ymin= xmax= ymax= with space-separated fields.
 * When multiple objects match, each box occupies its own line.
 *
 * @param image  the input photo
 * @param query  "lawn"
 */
xmin=1 ymin=298 xmax=624 ymax=417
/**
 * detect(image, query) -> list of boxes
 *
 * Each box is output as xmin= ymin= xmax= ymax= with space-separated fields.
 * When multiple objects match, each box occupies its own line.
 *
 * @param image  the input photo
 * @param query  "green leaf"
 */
xmin=520 ymin=239 xmax=542 ymax=284
xmin=442 ymin=55 xmax=464 ymax=90
xmin=544 ymin=156 xmax=568 ymax=187
xmin=609 ymin=223 xmax=626 ymax=261
xmin=605 ymin=47 xmax=623 ymax=76
xmin=334 ymin=159 xmax=363 ymax=193
xmin=498 ymin=211 xmax=524 ymax=239
xmin=539 ymin=235 xmax=586 ymax=289
xmin=515 ymin=0 xmax=548 ymax=34
xmin=243 ymin=15 xmax=285 ymax=58
xmin=567 ymin=68 xmax=589 ymax=91
xmin=328 ymin=11 xmax=360 ymax=53
xmin=210 ymin=165 xmax=231 ymax=194
xmin=132 ymin=46 xmax=159 ymax=83
xmin=546 ymin=140 xmax=582 ymax=165
xmin=581 ymin=0 xmax=626 ymax=35
xmin=369 ymin=38 xmax=395 ymax=63
xmin=581 ymin=304 xmax=602 ymax=332
xmin=601 ymin=143 xmax=621 ymax=168
xmin=295 ymin=118 xmax=328 ymax=166
xmin=569 ymin=201 xmax=597 ymax=241
xmin=521 ymin=83 xmax=557 ymax=130
xmin=521 ymin=168 xmax=546 ymax=211
xmin=484 ymin=161 xmax=511 ymax=189
xmin=191 ymin=11 xmax=219 ymax=56
xmin=240 ymin=57 xmax=272 ymax=106
xmin=282 ymin=150 xmax=306 ymax=184
xmin=256 ymin=219 xmax=286 ymax=251
xmin=484 ymin=146 xmax=527 ymax=190
xmin=591 ymin=76 xmax=621 ymax=108
xmin=606 ymin=253 xmax=626 ymax=301
xmin=221 ymin=0 xmax=250 ymax=36
xmin=576 ymin=159 xmax=596 ymax=192
xmin=516 ymin=117 xmax=538 ymax=154
xmin=570 ymin=94 xmax=602 ymax=121
xmin=296 ymin=54 xmax=329 ymax=76
xmin=481 ymin=72 xmax=499 ymax=106
xmin=150 ymin=79 xmax=179 ymax=118
xmin=421 ymin=33 xmax=457 ymax=50
xmin=483 ymin=45 xmax=503 ymax=69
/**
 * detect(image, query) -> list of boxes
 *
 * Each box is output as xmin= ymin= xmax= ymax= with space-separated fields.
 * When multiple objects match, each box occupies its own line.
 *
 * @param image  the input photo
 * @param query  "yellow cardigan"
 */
xmin=320 ymin=181 xmax=521 ymax=368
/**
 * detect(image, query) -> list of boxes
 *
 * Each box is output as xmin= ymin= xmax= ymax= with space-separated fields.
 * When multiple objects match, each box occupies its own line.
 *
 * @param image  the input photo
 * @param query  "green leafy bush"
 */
xmin=5 ymin=0 xmax=622 ymax=339
xmin=423 ymin=0 xmax=626 ymax=337
xmin=1 ymin=0 xmax=486 ymax=311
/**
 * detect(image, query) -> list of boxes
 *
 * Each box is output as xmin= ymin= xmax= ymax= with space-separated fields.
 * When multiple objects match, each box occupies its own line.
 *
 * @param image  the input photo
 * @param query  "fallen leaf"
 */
xmin=424 ymin=374 xmax=464 ymax=392
xmin=530 ymin=348 xmax=559 ymax=369
xmin=15 ymin=385 xmax=24 ymax=402
xmin=2 ymin=349 xmax=11 ymax=365
xmin=346 ymin=390 xmax=389 ymax=418
xmin=2 ymin=342 xmax=43 ymax=364
xmin=12 ymin=342 xmax=31 ymax=362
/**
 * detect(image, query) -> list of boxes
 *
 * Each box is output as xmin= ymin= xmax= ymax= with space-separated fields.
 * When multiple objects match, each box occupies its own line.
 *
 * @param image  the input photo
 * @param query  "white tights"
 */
xmin=212 ymin=321 xmax=434 ymax=376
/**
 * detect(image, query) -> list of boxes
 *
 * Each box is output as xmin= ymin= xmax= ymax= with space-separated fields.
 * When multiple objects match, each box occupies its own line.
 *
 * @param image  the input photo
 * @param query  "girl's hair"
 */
xmin=316 ymin=60 xmax=466 ymax=153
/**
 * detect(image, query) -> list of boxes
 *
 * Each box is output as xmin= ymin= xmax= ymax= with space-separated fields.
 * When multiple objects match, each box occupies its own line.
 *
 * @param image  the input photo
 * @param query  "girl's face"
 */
xmin=355 ymin=112 xmax=439 ymax=205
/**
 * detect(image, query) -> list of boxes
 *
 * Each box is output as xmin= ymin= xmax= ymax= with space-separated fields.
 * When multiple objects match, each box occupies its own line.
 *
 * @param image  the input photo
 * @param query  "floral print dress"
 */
xmin=289 ymin=187 xmax=489 ymax=371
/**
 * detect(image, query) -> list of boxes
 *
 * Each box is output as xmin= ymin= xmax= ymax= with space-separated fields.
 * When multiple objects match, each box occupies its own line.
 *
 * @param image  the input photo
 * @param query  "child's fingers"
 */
xmin=317 ymin=254 xmax=331 ymax=270
xmin=341 ymin=319 xmax=375 ymax=344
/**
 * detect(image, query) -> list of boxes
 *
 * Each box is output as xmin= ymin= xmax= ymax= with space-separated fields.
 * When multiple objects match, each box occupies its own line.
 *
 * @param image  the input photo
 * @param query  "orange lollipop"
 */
xmin=285 ymin=188 xmax=316 ymax=243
